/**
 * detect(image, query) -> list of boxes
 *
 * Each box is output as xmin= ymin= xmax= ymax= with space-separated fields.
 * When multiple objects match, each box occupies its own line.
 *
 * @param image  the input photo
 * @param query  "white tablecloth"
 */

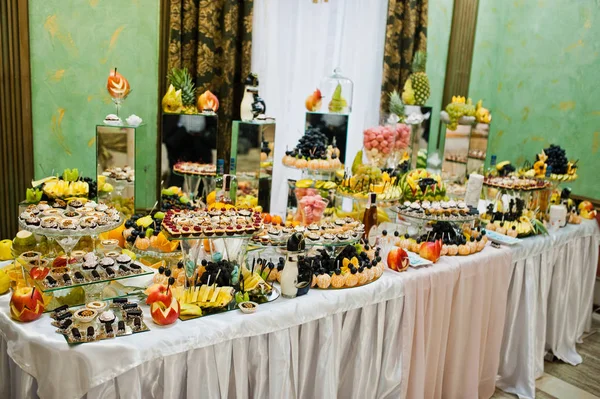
xmin=496 ymin=220 xmax=600 ymax=399
xmin=0 ymin=243 xmax=515 ymax=399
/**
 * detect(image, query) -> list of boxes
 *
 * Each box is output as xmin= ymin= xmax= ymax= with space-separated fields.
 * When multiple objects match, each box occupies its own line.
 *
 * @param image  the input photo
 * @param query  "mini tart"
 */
xmin=59 ymin=218 xmax=79 ymax=230
xmin=87 ymin=301 xmax=108 ymax=312
xmin=95 ymin=204 xmax=108 ymax=212
xmin=63 ymin=211 xmax=80 ymax=218
xmin=36 ymin=203 xmax=51 ymax=212
xmin=307 ymin=233 xmax=321 ymax=243
xmin=25 ymin=216 xmax=41 ymax=226
xmin=73 ymin=308 xmax=98 ymax=324
xmin=80 ymin=216 xmax=98 ymax=229
xmin=20 ymin=211 xmax=34 ymax=220
xmin=71 ymin=250 xmax=87 ymax=262
xmin=98 ymin=310 xmax=116 ymax=324
xmin=68 ymin=200 xmax=83 ymax=210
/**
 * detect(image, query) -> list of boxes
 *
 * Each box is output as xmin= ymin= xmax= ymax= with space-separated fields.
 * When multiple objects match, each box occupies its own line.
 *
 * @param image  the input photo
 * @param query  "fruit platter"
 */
xmin=392 ymin=199 xmax=479 ymax=223
xmin=306 ymin=244 xmax=385 ymax=289
xmin=173 ymin=161 xmax=216 ymax=176
xmin=481 ymin=198 xmax=547 ymax=238
xmin=51 ymin=299 xmax=150 ymax=344
xmin=337 ymin=163 xmax=403 ymax=203
xmin=123 ymin=212 xmax=181 ymax=257
xmin=282 ymin=128 xmax=343 ymax=172
xmin=393 ymin=222 xmax=488 ymax=261
xmin=518 ymin=145 xmax=578 ymax=183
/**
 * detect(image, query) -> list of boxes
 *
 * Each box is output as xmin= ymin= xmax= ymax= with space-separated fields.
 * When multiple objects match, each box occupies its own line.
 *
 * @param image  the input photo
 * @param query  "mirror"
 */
xmin=231 ymin=121 xmax=276 ymax=211
xmin=96 ymin=125 xmax=136 ymax=216
xmin=305 ymin=112 xmax=349 ymax=163
xmin=161 ymin=114 xmax=218 ymax=189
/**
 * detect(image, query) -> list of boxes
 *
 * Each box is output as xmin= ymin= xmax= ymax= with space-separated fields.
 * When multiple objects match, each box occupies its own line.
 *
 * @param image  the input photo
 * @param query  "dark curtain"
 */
xmin=167 ymin=0 xmax=253 ymax=138
xmin=380 ymin=0 xmax=428 ymax=113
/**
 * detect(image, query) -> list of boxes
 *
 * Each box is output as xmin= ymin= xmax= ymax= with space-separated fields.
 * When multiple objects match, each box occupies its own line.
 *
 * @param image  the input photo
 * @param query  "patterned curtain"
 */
xmin=167 ymin=0 xmax=253 ymax=137
xmin=380 ymin=0 xmax=428 ymax=113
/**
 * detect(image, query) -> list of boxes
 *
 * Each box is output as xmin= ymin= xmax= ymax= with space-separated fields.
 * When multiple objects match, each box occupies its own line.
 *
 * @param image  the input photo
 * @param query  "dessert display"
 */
xmin=282 ymin=128 xmax=342 ymax=171
xmin=102 ymin=166 xmax=134 ymax=183
xmin=251 ymin=217 xmax=364 ymax=247
xmin=481 ymin=198 xmax=547 ymax=237
xmin=393 ymin=199 xmax=479 ymax=222
xmin=305 ymin=244 xmax=384 ymax=289
xmin=161 ymin=208 xmax=262 ymax=239
xmin=173 ymin=161 xmax=217 ymax=176
xmin=519 ymin=145 xmax=578 ymax=181
xmin=51 ymin=299 xmax=149 ymax=344
xmin=35 ymin=252 xmax=150 ymax=290
xmin=18 ymin=201 xmax=122 ymax=235
xmin=399 ymin=169 xmax=448 ymax=202
xmin=483 ymin=175 xmax=551 ymax=191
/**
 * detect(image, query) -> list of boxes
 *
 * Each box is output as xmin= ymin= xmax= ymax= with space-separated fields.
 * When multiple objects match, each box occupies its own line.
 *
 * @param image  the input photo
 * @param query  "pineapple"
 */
xmin=403 ymin=51 xmax=430 ymax=106
xmin=168 ymin=68 xmax=197 ymax=114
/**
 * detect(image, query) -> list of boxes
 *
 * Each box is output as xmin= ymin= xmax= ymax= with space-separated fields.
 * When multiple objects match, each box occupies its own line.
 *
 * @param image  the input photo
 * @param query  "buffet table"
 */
xmin=0 ymin=221 xmax=597 ymax=399
xmin=497 ymin=219 xmax=600 ymax=399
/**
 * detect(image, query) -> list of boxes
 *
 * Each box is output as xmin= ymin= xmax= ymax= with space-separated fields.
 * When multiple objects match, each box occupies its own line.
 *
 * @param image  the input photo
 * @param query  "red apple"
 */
xmin=10 ymin=287 xmax=45 ymax=322
xmin=150 ymin=297 xmax=180 ymax=325
xmin=578 ymin=201 xmax=597 ymax=220
xmin=419 ymin=239 xmax=442 ymax=263
xmin=29 ymin=266 xmax=50 ymax=280
xmin=387 ymin=247 xmax=410 ymax=272
xmin=145 ymin=283 xmax=172 ymax=305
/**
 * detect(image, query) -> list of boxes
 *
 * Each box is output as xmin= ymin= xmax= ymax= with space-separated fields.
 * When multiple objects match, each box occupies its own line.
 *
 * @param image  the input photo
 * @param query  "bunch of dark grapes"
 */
xmin=161 ymin=194 xmax=194 ymax=211
xmin=81 ymin=176 xmax=97 ymax=198
xmin=124 ymin=213 xmax=163 ymax=245
xmin=285 ymin=128 xmax=330 ymax=160
xmin=196 ymin=259 xmax=235 ymax=287
xmin=542 ymin=144 xmax=568 ymax=174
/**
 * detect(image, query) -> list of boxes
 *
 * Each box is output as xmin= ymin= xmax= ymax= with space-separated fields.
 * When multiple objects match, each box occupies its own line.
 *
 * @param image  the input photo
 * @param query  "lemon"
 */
xmin=121 ymin=249 xmax=137 ymax=261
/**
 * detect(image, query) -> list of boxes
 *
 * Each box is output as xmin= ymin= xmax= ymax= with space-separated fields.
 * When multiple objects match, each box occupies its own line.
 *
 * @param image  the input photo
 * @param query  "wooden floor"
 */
xmin=492 ymin=313 xmax=600 ymax=399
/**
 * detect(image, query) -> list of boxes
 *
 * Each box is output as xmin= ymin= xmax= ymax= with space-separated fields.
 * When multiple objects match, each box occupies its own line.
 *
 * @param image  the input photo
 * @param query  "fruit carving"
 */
xmin=106 ymin=68 xmax=131 ymax=100
xmin=305 ymin=88 xmax=323 ymax=112
xmin=147 ymin=279 xmax=180 ymax=325
xmin=167 ymin=67 xmax=197 ymax=114
xmin=10 ymin=286 xmax=45 ymax=322
xmin=402 ymin=51 xmax=430 ymax=105
xmin=162 ymin=84 xmax=184 ymax=114
xmin=328 ymin=83 xmax=348 ymax=113
xmin=197 ymin=90 xmax=219 ymax=113
xmin=419 ymin=239 xmax=442 ymax=263
xmin=475 ymin=100 xmax=492 ymax=124
xmin=578 ymin=201 xmax=597 ymax=219
xmin=387 ymin=247 xmax=409 ymax=272
xmin=399 ymin=169 xmax=447 ymax=202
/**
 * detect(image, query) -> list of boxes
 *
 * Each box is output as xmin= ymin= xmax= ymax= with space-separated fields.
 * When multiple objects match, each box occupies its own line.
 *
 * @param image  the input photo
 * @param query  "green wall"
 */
xmin=469 ymin=0 xmax=600 ymax=199
xmin=426 ymin=0 xmax=454 ymax=155
xmin=29 ymin=0 xmax=160 ymax=207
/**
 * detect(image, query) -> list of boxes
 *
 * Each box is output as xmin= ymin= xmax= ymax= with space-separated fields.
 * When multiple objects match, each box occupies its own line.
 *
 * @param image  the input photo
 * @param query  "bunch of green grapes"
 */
xmin=354 ymin=165 xmax=383 ymax=189
xmin=445 ymin=102 xmax=465 ymax=130
xmin=464 ymin=98 xmax=476 ymax=117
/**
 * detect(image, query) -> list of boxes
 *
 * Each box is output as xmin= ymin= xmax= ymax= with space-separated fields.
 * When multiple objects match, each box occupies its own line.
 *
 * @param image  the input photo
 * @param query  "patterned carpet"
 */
xmin=493 ymin=313 xmax=600 ymax=399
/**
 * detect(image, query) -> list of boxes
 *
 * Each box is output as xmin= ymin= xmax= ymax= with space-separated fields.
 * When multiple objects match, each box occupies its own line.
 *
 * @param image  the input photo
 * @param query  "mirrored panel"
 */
xmin=96 ymin=125 xmax=136 ymax=217
xmin=305 ymin=112 xmax=349 ymax=163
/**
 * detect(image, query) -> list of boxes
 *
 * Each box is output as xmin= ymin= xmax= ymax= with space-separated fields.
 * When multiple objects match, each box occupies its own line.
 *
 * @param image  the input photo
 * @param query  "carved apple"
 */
xmin=305 ymin=88 xmax=322 ymax=112
xmin=150 ymin=297 xmax=180 ymax=325
xmin=578 ymin=201 xmax=597 ymax=220
xmin=106 ymin=68 xmax=131 ymax=99
xmin=145 ymin=283 xmax=172 ymax=305
xmin=10 ymin=287 xmax=45 ymax=322
xmin=419 ymin=239 xmax=442 ymax=263
xmin=197 ymin=90 xmax=219 ymax=112
xmin=387 ymin=247 xmax=409 ymax=272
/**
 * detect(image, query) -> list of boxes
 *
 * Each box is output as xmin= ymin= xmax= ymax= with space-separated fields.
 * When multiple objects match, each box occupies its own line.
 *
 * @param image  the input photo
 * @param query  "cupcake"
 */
xmin=116 ymin=254 xmax=131 ymax=265
xmin=316 ymin=273 xmax=331 ymax=289
xmin=25 ymin=216 xmax=41 ymax=226
xmin=68 ymin=200 xmax=84 ymax=211
xmin=330 ymin=270 xmax=345 ymax=288
xmin=100 ymin=257 xmax=115 ymax=268
xmin=98 ymin=310 xmax=116 ymax=324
